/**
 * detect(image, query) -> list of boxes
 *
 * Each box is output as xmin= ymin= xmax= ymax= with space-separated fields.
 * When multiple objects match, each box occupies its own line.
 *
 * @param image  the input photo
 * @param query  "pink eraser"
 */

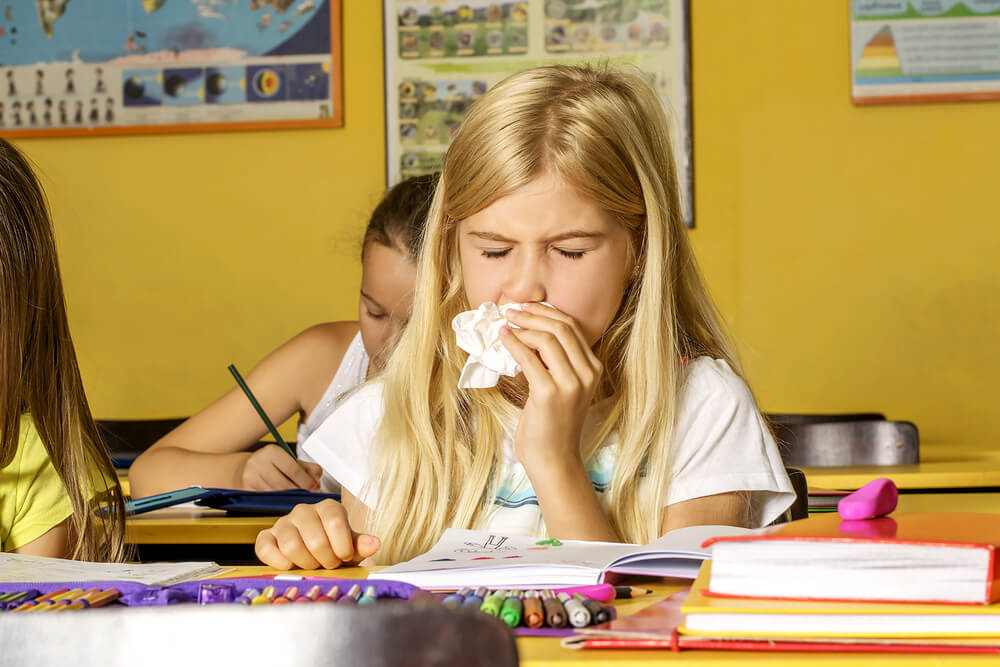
xmin=837 ymin=477 xmax=898 ymax=520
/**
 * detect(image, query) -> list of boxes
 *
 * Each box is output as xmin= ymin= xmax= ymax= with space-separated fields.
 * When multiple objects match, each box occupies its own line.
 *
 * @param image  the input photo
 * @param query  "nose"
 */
xmin=502 ymin=249 xmax=547 ymax=304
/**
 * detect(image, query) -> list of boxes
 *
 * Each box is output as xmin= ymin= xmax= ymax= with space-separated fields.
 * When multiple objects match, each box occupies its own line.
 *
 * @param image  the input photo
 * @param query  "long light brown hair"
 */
xmin=0 ymin=138 xmax=126 ymax=561
xmin=368 ymin=65 xmax=746 ymax=563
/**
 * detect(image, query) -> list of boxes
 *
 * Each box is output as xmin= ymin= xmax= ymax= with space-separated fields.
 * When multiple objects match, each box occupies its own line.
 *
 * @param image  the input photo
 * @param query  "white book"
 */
xmin=369 ymin=525 xmax=752 ymax=590
xmin=0 ymin=552 xmax=229 ymax=586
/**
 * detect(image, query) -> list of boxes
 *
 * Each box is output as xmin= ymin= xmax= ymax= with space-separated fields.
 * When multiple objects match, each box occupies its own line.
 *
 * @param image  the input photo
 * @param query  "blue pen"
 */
xmin=442 ymin=587 xmax=469 ymax=610
xmin=462 ymin=587 xmax=487 ymax=610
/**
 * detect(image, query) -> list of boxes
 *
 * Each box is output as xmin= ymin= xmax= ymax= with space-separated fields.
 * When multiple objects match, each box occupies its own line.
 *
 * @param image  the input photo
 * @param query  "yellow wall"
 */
xmin=11 ymin=1 xmax=999 ymax=445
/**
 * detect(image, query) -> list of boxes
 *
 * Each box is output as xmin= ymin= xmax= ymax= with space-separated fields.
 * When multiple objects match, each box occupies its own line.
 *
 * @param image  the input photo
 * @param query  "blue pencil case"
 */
xmin=125 ymin=487 xmax=341 ymax=516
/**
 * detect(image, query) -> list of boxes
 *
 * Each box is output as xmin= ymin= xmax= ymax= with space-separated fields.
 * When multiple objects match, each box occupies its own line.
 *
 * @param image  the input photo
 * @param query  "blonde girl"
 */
xmin=256 ymin=65 xmax=793 ymax=569
xmin=0 ymin=138 xmax=126 ymax=559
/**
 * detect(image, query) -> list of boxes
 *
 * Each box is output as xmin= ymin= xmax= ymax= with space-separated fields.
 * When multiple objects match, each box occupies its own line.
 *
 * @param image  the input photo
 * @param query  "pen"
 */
xmin=228 ymin=364 xmax=296 ymax=458
xmin=499 ymin=591 xmax=523 ymax=628
xmin=558 ymin=591 xmax=591 ymax=627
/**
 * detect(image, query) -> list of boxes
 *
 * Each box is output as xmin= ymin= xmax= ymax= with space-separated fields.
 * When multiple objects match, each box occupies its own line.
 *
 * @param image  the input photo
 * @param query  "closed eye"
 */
xmin=556 ymin=248 xmax=586 ymax=259
xmin=481 ymin=248 xmax=511 ymax=259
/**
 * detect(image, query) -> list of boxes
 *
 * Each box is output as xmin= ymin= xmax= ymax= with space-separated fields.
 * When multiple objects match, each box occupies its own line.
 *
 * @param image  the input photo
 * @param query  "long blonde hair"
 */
xmin=0 ymin=139 xmax=127 ymax=561
xmin=370 ymin=65 xmax=743 ymax=563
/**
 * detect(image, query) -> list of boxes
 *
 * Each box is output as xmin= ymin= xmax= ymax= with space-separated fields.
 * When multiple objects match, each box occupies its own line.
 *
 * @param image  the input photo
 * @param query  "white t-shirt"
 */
xmin=302 ymin=357 xmax=795 ymax=536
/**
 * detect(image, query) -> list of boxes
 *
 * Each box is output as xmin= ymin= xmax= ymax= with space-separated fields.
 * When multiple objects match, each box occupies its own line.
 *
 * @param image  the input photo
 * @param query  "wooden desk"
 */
xmin=216 ymin=566 xmax=996 ymax=665
xmin=127 ymin=508 xmax=275 ymax=545
xmin=804 ymin=443 xmax=1000 ymax=490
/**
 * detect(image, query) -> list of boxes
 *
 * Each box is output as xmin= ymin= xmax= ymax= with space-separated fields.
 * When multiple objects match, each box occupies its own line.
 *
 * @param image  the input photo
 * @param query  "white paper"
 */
xmin=0 ymin=552 xmax=230 ymax=586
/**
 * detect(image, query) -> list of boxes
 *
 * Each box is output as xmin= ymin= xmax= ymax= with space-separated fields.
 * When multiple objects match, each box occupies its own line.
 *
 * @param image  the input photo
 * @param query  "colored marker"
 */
xmin=64 ymin=588 xmax=121 ymax=610
xmin=251 ymin=586 xmax=278 ymax=605
xmin=462 ymin=587 xmax=487 ymax=610
xmin=235 ymin=588 xmax=261 ymax=605
xmin=480 ymin=590 xmax=505 ymax=616
xmin=273 ymin=586 xmax=299 ymax=604
xmin=407 ymin=589 xmax=439 ymax=605
xmin=442 ymin=587 xmax=469 ymax=610
xmin=358 ymin=586 xmax=378 ymax=606
xmin=522 ymin=591 xmax=545 ymax=628
xmin=296 ymin=585 xmax=324 ymax=603
xmin=499 ymin=591 xmax=523 ymax=628
xmin=573 ymin=593 xmax=611 ymax=624
xmin=614 ymin=585 xmax=653 ymax=599
xmin=553 ymin=584 xmax=616 ymax=604
xmin=317 ymin=584 xmax=341 ymax=603
xmin=540 ymin=590 xmax=567 ymax=628
xmin=558 ymin=591 xmax=591 ymax=627
xmin=338 ymin=584 xmax=361 ymax=605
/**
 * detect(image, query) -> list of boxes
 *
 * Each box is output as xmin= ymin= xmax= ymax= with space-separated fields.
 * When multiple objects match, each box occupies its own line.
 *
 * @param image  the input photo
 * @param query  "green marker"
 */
xmin=480 ymin=589 xmax=506 ymax=616
xmin=499 ymin=590 xmax=524 ymax=628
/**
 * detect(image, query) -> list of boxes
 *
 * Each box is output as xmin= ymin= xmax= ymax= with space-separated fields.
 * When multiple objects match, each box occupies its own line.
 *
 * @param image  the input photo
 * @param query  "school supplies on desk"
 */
xmin=0 ymin=552 xmax=227 ymax=586
xmin=681 ymin=561 xmax=1000 ymax=639
xmin=369 ymin=525 xmax=753 ymax=589
xmin=703 ymin=512 xmax=1000 ymax=605
xmin=125 ymin=486 xmax=340 ymax=516
xmin=561 ymin=588 xmax=1000 ymax=654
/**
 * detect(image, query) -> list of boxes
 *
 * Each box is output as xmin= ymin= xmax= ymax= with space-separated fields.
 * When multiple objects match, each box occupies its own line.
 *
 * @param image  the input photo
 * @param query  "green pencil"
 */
xmin=227 ymin=364 xmax=295 ymax=458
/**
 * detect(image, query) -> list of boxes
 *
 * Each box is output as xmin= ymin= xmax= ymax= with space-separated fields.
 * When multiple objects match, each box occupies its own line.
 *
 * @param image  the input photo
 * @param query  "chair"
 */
xmin=97 ymin=418 xmax=186 ymax=468
xmin=0 ymin=599 xmax=519 ymax=667
xmin=781 ymin=467 xmax=809 ymax=522
xmin=773 ymin=420 xmax=919 ymax=468
xmin=766 ymin=412 xmax=886 ymax=425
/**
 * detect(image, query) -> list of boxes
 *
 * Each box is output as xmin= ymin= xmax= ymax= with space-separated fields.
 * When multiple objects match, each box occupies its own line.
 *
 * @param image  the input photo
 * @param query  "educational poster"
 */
xmin=384 ymin=0 xmax=694 ymax=227
xmin=851 ymin=0 xmax=1000 ymax=104
xmin=0 ymin=0 xmax=342 ymax=138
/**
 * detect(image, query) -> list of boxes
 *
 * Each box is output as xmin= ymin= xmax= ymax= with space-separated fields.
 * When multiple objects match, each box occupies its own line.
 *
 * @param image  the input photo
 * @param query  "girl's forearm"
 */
xmin=128 ymin=448 xmax=250 ymax=497
xmin=527 ymin=457 xmax=621 ymax=542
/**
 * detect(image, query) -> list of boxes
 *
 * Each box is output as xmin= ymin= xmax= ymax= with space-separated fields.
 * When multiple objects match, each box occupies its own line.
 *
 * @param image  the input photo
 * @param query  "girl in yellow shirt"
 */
xmin=0 ymin=138 xmax=126 ymax=560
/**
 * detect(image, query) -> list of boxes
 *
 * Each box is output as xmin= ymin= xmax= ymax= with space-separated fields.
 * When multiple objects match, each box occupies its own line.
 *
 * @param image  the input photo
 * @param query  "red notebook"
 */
xmin=561 ymin=590 xmax=1000 ymax=654
xmin=701 ymin=513 xmax=1000 ymax=605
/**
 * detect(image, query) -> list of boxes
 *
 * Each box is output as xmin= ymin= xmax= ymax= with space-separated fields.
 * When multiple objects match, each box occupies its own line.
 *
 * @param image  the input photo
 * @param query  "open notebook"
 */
xmin=0 ymin=552 xmax=228 ymax=586
xmin=369 ymin=525 xmax=753 ymax=590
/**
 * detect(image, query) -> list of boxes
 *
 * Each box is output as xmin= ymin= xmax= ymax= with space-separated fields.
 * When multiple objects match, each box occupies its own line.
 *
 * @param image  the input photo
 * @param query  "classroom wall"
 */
xmin=11 ymin=1 xmax=999 ymax=445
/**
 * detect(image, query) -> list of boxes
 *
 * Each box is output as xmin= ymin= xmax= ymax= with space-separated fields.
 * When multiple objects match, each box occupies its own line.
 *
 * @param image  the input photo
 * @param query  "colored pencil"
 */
xmin=64 ymin=589 xmax=120 ymax=610
xmin=227 ymin=364 xmax=295 ymax=457
xmin=614 ymin=585 xmax=653 ymax=599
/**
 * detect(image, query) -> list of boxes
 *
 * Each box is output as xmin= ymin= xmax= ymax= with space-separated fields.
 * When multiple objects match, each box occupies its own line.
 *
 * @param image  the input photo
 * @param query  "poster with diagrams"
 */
xmin=0 ymin=0 xmax=342 ymax=138
xmin=384 ymin=0 xmax=693 ymax=226
xmin=851 ymin=0 xmax=1000 ymax=104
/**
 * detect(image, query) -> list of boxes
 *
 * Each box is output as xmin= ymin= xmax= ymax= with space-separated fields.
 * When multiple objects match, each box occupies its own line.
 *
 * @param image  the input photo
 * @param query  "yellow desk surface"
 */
xmin=215 ymin=566 xmax=997 ymax=666
xmin=803 ymin=443 xmax=1000 ymax=490
xmin=127 ymin=491 xmax=1000 ymax=546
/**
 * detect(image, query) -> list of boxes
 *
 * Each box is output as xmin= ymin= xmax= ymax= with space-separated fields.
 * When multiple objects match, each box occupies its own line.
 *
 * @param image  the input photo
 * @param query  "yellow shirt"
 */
xmin=0 ymin=415 xmax=73 ymax=551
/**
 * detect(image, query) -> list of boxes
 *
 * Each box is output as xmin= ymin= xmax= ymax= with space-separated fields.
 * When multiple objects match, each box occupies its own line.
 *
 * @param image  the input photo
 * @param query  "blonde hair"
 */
xmin=369 ymin=65 xmax=744 ymax=563
xmin=0 ymin=139 xmax=127 ymax=561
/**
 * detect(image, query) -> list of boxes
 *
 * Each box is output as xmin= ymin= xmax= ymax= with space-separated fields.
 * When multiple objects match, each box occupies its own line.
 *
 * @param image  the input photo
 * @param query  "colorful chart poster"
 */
xmin=384 ymin=0 xmax=693 ymax=226
xmin=0 ymin=0 xmax=342 ymax=138
xmin=851 ymin=0 xmax=1000 ymax=104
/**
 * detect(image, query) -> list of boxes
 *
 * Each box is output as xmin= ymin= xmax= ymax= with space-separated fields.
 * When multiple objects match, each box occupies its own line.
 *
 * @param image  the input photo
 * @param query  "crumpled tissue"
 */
xmin=452 ymin=301 xmax=525 ymax=389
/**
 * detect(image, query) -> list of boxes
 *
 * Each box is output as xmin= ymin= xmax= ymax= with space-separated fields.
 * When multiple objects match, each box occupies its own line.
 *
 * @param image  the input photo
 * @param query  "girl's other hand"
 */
xmin=240 ymin=444 xmax=323 ymax=491
xmin=254 ymin=499 xmax=381 ymax=570
xmin=500 ymin=302 xmax=602 ymax=471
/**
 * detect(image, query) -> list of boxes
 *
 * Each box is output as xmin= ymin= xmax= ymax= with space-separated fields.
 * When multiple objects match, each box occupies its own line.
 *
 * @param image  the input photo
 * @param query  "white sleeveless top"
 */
xmin=297 ymin=331 xmax=369 ymax=492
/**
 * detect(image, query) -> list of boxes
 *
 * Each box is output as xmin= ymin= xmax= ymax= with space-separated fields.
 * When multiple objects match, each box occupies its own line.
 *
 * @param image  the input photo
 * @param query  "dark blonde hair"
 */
xmin=0 ymin=138 xmax=126 ymax=561
xmin=362 ymin=173 xmax=438 ymax=262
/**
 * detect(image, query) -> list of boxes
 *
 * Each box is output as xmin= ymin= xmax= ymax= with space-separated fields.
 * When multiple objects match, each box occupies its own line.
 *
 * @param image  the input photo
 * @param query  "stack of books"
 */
xmin=566 ymin=513 xmax=1000 ymax=654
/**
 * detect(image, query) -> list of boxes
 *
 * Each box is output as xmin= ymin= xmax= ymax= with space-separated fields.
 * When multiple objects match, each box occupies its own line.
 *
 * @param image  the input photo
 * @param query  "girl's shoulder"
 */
xmin=679 ymin=356 xmax=756 ymax=413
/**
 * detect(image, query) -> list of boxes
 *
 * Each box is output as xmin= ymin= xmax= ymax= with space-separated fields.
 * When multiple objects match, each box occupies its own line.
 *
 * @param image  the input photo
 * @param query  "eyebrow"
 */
xmin=466 ymin=230 xmax=605 ymax=243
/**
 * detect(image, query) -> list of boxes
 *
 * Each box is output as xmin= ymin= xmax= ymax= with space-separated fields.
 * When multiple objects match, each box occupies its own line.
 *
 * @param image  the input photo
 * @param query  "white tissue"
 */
xmin=452 ymin=302 xmax=524 ymax=389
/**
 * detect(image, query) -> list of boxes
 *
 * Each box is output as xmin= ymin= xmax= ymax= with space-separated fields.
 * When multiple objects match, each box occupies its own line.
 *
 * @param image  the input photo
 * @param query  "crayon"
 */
xmin=480 ymin=590 xmax=505 ymax=616
xmin=17 ymin=588 xmax=79 ymax=612
xmin=251 ymin=586 xmax=278 ymax=605
xmin=296 ymin=585 xmax=324 ymax=603
xmin=338 ymin=584 xmax=361 ymax=605
xmin=235 ymin=588 xmax=261 ymax=605
xmin=442 ymin=587 xmax=469 ymax=610
xmin=553 ymin=584 xmax=616 ymax=604
xmin=573 ymin=593 xmax=611 ymax=624
xmin=614 ymin=585 xmax=653 ymax=599
xmin=462 ymin=587 xmax=487 ymax=611
xmin=64 ymin=589 xmax=121 ymax=610
xmin=3 ymin=590 xmax=39 ymax=610
xmin=273 ymin=586 xmax=299 ymax=604
xmin=357 ymin=586 xmax=378 ymax=605
xmin=540 ymin=590 xmax=567 ymax=628
xmin=499 ymin=591 xmax=523 ymax=628
xmin=317 ymin=585 xmax=340 ymax=603
xmin=522 ymin=591 xmax=545 ymax=628
xmin=557 ymin=591 xmax=591 ymax=628
xmin=27 ymin=588 xmax=84 ymax=612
